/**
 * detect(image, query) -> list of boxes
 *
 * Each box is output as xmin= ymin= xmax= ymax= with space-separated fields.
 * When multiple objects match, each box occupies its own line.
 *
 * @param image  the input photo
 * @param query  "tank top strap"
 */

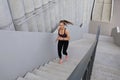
xmin=58 ymin=28 xmax=60 ymax=34
xmin=64 ymin=28 xmax=66 ymax=34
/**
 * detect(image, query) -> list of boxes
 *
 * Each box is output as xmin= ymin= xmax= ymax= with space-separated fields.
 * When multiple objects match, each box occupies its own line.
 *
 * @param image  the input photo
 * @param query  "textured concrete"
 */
xmin=33 ymin=0 xmax=42 ymax=9
xmin=91 ymin=35 xmax=120 ymax=80
xmin=0 ymin=0 xmax=15 ymax=30
xmin=1 ymin=0 xmax=94 ymax=32
xmin=89 ymin=21 xmax=114 ymax=36
xmin=111 ymin=27 xmax=120 ymax=46
xmin=89 ymin=0 xmax=120 ymax=36
xmin=92 ymin=0 xmax=112 ymax=22
xmin=8 ymin=0 xmax=29 ymax=31
xmin=23 ymin=0 xmax=38 ymax=32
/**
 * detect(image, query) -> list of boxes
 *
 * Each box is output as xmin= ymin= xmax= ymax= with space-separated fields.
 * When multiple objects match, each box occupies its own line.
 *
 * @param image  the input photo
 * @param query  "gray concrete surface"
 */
xmin=89 ymin=0 xmax=120 ymax=36
xmin=0 ymin=31 xmax=57 ymax=80
xmin=111 ymin=27 xmax=120 ymax=46
xmin=16 ymin=37 xmax=95 ymax=80
xmin=91 ymin=35 xmax=120 ymax=80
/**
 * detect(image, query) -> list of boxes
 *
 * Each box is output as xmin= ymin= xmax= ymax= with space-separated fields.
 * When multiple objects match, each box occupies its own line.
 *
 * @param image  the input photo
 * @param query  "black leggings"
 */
xmin=58 ymin=40 xmax=69 ymax=59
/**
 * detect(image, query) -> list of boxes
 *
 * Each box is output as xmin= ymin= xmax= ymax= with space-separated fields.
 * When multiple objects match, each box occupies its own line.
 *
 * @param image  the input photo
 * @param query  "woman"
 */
xmin=56 ymin=20 xmax=73 ymax=64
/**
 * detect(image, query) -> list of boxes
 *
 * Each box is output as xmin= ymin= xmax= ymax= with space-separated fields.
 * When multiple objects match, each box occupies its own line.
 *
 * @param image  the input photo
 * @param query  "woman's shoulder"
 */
xmin=65 ymin=28 xmax=69 ymax=33
xmin=58 ymin=27 xmax=60 ymax=31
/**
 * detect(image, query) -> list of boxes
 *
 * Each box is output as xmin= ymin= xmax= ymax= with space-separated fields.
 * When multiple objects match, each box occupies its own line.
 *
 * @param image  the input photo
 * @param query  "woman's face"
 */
xmin=59 ymin=22 xmax=65 ymax=29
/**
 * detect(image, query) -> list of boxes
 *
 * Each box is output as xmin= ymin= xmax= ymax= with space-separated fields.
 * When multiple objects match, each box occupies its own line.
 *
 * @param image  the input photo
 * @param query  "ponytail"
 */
xmin=59 ymin=20 xmax=73 ymax=25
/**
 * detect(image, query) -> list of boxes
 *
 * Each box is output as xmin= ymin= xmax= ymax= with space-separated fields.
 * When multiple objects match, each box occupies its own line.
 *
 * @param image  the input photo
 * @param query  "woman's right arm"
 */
xmin=56 ymin=36 xmax=59 ymax=41
xmin=56 ymin=27 xmax=61 ymax=41
xmin=56 ymin=27 xmax=65 ymax=41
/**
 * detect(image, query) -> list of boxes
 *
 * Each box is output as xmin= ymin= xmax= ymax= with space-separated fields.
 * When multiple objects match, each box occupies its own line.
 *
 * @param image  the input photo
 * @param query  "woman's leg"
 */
xmin=63 ymin=41 xmax=69 ymax=56
xmin=58 ymin=41 xmax=63 ymax=59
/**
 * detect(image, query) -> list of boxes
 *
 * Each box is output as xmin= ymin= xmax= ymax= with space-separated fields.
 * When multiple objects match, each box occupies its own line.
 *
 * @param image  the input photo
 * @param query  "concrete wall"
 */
xmin=89 ymin=21 xmax=114 ymax=35
xmin=0 ymin=0 xmax=94 ymax=33
xmin=0 ymin=31 xmax=57 ymax=80
xmin=89 ymin=0 xmax=120 ymax=36
xmin=0 ymin=0 xmax=15 ymax=30
xmin=111 ymin=0 xmax=120 ymax=27
xmin=82 ymin=0 xmax=94 ymax=33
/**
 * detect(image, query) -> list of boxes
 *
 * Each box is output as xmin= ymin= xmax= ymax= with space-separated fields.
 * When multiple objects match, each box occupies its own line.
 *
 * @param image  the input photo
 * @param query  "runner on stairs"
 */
xmin=56 ymin=20 xmax=73 ymax=64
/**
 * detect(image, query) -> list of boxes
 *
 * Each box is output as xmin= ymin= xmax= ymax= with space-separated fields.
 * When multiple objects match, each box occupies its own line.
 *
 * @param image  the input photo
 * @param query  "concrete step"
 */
xmin=51 ymin=58 xmax=79 ymax=68
xmin=32 ymin=69 xmax=65 ymax=80
xmin=24 ymin=72 xmax=48 ymax=80
xmin=42 ymin=63 xmax=74 ymax=73
xmin=17 ymin=77 xmax=27 ymax=80
xmin=39 ymin=66 xmax=70 ymax=77
xmin=52 ymin=58 xmax=80 ymax=65
xmin=48 ymin=61 xmax=77 ymax=69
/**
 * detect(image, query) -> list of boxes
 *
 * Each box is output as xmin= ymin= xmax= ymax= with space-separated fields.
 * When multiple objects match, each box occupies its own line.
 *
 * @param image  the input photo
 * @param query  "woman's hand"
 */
xmin=58 ymin=37 xmax=63 ymax=40
xmin=56 ymin=36 xmax=63 ymax=41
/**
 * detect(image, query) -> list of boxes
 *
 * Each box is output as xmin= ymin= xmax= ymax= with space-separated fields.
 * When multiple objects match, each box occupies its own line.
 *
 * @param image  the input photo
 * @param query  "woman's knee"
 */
xmin=63 ymin=50 xmax=67 ymax=55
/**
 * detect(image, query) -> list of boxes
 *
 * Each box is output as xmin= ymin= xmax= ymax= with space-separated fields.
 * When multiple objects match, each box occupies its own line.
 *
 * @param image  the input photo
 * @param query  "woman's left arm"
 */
xmin=63 ymin=30 xmax=70 ymax=40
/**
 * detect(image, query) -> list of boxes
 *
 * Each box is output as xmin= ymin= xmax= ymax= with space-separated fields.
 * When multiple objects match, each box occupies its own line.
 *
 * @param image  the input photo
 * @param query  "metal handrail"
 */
xmin=67 ymin=26 xmax=101 ymax=80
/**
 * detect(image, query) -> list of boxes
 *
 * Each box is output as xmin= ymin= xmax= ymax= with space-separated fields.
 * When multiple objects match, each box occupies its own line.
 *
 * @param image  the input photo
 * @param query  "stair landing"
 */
xmin=91 ymin=36 xmax=120 ymax=80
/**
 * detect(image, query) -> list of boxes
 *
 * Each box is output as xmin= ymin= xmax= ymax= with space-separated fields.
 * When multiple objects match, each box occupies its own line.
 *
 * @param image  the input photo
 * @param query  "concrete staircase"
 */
xmin=16 ymin=58 xmax=80 ymax=80
xmin=91 ymin=35 xmax=120 ymax=80
xmin=16 ymin=34 xmax=95 ymax=80
xmin=16 ymin=34 xmax=120 ymax=80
